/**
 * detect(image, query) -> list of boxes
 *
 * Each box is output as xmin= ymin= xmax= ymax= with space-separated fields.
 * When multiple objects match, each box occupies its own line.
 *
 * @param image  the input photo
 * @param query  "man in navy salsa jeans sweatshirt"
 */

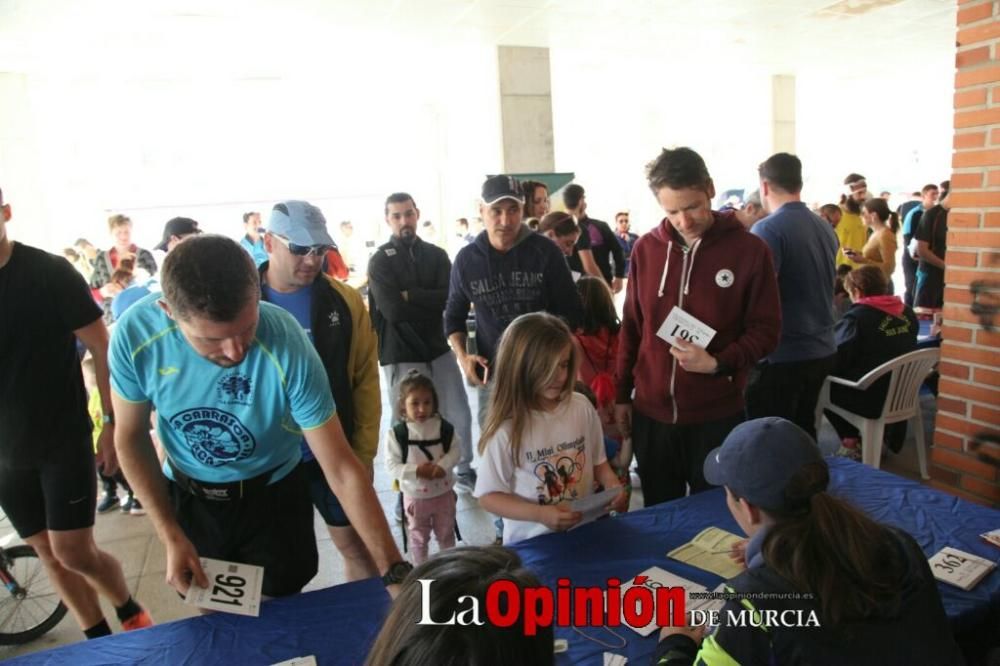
xmin=444 ymin=175 xmax=584 ymax=426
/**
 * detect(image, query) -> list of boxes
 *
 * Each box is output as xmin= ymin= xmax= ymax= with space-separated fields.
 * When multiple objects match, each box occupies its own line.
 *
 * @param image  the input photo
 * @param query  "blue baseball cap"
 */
xmin=267 ymin=201 xmax=335 ymax=247
xmin=703 ymin=417 xmax=827 ymax=512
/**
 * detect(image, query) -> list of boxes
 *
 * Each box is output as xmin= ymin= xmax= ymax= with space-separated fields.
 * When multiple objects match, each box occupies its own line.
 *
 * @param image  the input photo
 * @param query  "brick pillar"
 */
xmin=934 ymin=0 xmax=1000 ymax=506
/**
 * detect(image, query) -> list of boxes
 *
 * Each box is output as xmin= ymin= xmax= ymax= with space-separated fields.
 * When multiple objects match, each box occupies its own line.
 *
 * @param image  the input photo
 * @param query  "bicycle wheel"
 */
xmin=0 ymin=545 xmax=68 ymax=645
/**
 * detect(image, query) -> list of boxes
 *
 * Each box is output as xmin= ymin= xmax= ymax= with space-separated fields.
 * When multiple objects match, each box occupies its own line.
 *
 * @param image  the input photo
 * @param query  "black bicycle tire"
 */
xmin=0 ymin=545 xmax=69 ymax=645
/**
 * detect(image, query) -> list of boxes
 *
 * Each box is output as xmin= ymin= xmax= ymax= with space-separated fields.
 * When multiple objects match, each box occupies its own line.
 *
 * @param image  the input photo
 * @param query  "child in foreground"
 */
xmin=474 ymin=312 xmax=627 ymax=545
xmin=385 ymin=371 xmax=460 ymax=565
xmin=365 ymin=545 xmax=554 ymax=665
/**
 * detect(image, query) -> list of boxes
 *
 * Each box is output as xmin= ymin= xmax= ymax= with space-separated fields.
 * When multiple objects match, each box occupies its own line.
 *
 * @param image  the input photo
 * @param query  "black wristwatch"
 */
xmin=381 ymin=561 xmax=414 ymax=586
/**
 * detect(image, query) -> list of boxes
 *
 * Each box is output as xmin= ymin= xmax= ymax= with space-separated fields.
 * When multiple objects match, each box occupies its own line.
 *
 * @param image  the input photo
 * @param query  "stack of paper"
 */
xmin=928 ymin=547 xmax=997 ymax=591
xmin=667 ymin=527 xmax=744 ymax=579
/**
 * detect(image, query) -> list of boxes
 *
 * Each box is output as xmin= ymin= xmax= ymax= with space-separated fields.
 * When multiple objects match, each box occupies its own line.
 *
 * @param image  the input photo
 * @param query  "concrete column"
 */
xmin=497 ymin=46 xmax=554 ymax=173
xmin=771 ymin=74 xmax=796 ymax=154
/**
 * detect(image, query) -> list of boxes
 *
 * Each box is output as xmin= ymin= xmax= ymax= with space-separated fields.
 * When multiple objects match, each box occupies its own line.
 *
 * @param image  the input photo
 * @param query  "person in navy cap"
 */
xmin=654 ymin=417 xmax=962 ymax=666
xmin=444 ymin=175 xmax=583 ymax=425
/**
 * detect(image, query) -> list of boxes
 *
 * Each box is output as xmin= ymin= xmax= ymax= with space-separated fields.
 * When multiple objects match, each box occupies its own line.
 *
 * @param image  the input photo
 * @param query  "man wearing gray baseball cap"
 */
xmin=655 ymin=418 xmax=961 ymax=665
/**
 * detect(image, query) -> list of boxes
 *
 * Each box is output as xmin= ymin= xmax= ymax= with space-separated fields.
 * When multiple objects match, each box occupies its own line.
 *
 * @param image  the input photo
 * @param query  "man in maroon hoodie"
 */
xmin=615 ymin=147 xmax=781 ymax=506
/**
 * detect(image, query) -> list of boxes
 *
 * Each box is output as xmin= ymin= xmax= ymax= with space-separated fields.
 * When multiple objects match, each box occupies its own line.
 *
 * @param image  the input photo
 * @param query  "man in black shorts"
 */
xmin=260 ymin=200 xmax=382 ymax=582
xmin=0 ymin=187 xmax=153 ymax=639
xmin=110 ymin=235 xmax=408 ymax=598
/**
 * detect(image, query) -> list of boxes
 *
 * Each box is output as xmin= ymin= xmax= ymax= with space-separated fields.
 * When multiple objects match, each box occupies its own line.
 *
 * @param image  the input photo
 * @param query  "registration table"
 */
xmin=7 ymin=578 xmax=391 ymax=665
xmin=10 ymin=458 xmax=999 ymax=665
xmin=511 ymin=457 xmax=1000 ymax=665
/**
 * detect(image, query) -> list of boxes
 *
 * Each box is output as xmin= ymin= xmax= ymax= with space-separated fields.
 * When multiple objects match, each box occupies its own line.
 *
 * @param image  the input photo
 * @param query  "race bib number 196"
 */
xmin=184 ymin=558 xmax=264 ymax=617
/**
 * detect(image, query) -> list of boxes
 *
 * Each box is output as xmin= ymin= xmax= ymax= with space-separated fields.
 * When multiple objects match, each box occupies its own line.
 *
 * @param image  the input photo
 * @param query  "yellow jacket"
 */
xmin=836 ymin=209 xmax=868 ymax=268
xmin=327 ymin=276 xmax=382 ymax=467
xmin=259 ymin=268 xmax=382 ymax=467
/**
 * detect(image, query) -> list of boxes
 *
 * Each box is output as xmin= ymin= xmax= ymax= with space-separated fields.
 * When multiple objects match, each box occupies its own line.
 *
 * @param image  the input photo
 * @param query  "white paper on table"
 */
xmin=691 ymin=583 xmax=727 ymax=616
xmin=619 ymin=566 xmax=713 ymax=636
xmin=981 ymin=528 xmax=1000 ymax=549
xmin=271 ymin=658 xmax=317 ymax=666
xmin=928 ymin=547 xmax=997 ymax=591
xmin=655 ymin=306 xmax=716 ymax=349
xmin=184 ymin=557 xmax=264 ymax=617
xmin=569 ymin=486 xmax=622 ymax=528
xmin=604 ymin=652 xmax=628 ymax=666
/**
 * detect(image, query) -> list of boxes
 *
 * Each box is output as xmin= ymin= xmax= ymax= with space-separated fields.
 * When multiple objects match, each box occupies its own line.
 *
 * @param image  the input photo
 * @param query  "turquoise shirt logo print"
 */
xmin=216 ymin=374 xmax=253 ymax=405
xmin=169 ymin=408 xmax=257 ymax=466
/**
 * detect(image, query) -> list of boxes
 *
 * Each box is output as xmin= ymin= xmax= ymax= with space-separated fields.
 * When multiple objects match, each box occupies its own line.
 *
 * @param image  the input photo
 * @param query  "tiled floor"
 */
xmin=0 ymin=387 xmax=936 ymax=660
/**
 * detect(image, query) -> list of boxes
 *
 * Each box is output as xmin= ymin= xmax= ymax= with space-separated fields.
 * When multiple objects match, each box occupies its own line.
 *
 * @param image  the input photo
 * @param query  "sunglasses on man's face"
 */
xmin=271 ymin=233 xmax=332 ymax=257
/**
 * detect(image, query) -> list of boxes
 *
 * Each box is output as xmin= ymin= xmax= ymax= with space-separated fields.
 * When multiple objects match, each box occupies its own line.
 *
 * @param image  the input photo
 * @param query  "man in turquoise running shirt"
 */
xmin=110 ymin=235 xmax=409 ymax=598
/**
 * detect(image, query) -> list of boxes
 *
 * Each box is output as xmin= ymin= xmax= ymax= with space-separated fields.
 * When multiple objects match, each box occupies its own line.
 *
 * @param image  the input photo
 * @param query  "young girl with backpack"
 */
xmin=474 ymin=312 xmax=627 ymax=545
xmin=384 ymin=371 xmax=459 ymax=564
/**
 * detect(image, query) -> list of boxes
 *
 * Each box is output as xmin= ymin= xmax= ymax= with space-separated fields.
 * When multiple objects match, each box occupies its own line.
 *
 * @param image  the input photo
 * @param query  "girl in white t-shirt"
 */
xmin=474 ymin=312 xmax=627 ymax=545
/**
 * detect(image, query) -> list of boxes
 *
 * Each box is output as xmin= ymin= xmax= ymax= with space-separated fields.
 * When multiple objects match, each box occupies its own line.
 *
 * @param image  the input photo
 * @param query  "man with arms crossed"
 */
xmin=368 ymin=192 xmax=476 ymax=491
xmin=111 ymin=235 xmax=409 ymax=598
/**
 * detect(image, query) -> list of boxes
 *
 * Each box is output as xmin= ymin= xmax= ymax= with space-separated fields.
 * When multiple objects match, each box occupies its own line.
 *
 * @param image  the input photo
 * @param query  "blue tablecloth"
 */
xmin=510 ymin=457 xmax=1000 ymax=666
xmin=10 ymin=458 xmax=998 ymax=665
xmin=8 ymin=578 xmax=391 ymax=665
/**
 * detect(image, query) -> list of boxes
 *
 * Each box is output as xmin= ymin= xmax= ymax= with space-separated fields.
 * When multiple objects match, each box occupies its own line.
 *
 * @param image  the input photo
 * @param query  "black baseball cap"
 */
xmin=155 ymin=217 xmax=201 ymax=251
xmin=703 ymin=417 xmax=827 ymax=513
xmin=481 ymin=175 xmax=525 ymax=205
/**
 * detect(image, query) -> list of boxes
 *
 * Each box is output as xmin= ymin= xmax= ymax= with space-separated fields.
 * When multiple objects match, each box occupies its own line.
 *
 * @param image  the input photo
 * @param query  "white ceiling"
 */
xmin=0 ymin=0 xmax=957 ymax=77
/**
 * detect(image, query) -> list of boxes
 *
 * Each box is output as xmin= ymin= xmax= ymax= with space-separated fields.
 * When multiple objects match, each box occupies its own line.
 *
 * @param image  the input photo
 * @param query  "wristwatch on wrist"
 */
xmin=381 ymin=561 xmax=414 ymax=586
xmin=102 ymin=413 xmax=115 ymax=426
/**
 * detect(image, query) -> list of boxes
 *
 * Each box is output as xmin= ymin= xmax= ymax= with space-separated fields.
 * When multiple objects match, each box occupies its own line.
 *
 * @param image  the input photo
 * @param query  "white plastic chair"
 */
xmin=814 ymin=348 xmax=939 ymax=479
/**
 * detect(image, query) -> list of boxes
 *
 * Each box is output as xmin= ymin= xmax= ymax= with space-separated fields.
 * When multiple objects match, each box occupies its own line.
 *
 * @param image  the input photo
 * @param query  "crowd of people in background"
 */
xmin=0 ymin=141 xmax=959 ymax=665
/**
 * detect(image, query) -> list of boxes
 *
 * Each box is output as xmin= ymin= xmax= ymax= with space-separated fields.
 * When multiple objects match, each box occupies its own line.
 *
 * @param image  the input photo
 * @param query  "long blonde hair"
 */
xmin=478 ymin=313 xmax=579 ymax=461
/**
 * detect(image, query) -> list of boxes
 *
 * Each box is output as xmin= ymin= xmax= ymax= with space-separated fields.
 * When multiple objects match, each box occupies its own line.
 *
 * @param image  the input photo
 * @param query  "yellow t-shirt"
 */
xmin=836 ymin=209 xmax=868 ymax=268
xmin=861 ymin=227 xmax=897 ymax=279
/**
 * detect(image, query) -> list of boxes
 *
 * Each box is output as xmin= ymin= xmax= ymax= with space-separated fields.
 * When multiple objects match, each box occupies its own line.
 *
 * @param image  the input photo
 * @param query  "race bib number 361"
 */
xmin=185 ymin=558 xmax=264 ymax=617
xmin=656 ymin=306 xmax=717 ymax=349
